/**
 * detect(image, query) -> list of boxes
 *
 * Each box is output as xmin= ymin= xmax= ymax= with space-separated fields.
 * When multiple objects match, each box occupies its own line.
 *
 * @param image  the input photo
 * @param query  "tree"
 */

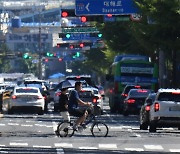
xmin=133 ymin=0 xmax=180 ymax=87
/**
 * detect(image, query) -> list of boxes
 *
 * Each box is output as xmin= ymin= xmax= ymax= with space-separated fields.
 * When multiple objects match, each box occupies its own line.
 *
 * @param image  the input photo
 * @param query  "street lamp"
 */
xmin=38 ymin=6 xmax=42 ymax=80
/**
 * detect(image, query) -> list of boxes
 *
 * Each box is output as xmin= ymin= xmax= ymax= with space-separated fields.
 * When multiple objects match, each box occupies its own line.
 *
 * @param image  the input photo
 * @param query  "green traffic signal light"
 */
xmin=98 ymin=33 xmax=102 ymax=38
xmin=23 ymin=53 xmax=29 ymax=59
xmin=46 ymin=52 xmax=53 ymax=57
xmin=76 ymin=52 xmax=80 ymax=57
xmin=66 ymin=34 xmax=71 ymax=39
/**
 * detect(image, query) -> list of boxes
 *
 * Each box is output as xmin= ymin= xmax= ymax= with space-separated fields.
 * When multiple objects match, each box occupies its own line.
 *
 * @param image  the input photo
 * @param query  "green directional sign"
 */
xmin=62 ymin=27 xmax=99 ymax=33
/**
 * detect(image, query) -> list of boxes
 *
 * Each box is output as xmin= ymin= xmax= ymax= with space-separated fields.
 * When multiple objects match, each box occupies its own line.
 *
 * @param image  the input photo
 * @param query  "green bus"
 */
xmin=106 ymin=54 xmax=158 ymax=113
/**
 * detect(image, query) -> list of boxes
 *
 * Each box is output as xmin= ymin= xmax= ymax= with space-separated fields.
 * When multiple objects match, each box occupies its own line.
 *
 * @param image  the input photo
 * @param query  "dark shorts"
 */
xmin=69 ymin=107 xmax=92 ymax=117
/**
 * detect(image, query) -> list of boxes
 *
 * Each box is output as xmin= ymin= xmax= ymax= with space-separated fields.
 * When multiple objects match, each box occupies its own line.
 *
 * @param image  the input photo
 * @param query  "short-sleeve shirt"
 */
xmin=68 ymin=89 xmax=80 ymax=110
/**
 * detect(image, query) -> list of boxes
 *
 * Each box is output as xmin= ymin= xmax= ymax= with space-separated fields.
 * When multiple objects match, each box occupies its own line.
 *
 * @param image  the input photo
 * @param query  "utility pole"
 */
xmin=38 ymin=9 xmax=42 ymax=80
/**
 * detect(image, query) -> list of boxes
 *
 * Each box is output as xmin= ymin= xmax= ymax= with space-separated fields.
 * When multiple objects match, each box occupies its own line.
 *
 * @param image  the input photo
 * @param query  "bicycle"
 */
xmin=55 ymin=106 xmax=109 ymax=137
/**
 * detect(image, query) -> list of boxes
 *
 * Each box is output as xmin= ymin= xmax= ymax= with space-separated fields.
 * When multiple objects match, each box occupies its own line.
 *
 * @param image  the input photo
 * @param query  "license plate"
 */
xmin=21 ymin=98 xmax=32 ymax=101
xmin=169 ymin=106 xmax=180 ymax=111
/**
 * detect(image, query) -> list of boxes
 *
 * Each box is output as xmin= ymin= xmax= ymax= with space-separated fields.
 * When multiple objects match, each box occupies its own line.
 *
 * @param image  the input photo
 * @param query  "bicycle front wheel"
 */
xmin=57 ymin=122 xmax=74 ymax=137
xmin=91 ymin=122 xmax=109 ymax=137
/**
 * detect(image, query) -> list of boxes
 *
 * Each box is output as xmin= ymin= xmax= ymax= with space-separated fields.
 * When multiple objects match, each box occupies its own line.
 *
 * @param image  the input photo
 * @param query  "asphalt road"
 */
xmin=0 ymin=98 xmax=180 ymax=153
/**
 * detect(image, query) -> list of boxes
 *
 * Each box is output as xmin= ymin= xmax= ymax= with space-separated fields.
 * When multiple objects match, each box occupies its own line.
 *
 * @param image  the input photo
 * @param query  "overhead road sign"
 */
xmin=75 ymin=0 xmax=139 ymax=15
xmin=61 ymin=27 xmax=99 ymax=33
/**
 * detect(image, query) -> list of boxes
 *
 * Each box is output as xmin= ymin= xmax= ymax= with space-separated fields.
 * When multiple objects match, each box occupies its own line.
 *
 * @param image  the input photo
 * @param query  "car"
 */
xmin=96 ymin=85 xmax=105 ymax=99
xmin=123 ymin=89 xmax=152 ymax=116
xmin=139 ymin=92 xmax=156 ymax=130
xmin=22 ymin=79 xmax=51 ymax=112
xmin=2 ymin=86 xmax=45 ymax=115
xmin=149 ymin=89 xmax=180 ymax=132
xmin=118 ymin=85 xmax=142 ymax=113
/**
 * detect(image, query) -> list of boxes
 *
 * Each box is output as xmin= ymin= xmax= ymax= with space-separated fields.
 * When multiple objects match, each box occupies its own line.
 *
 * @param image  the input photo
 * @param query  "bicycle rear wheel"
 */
xmin=91 ymin=122 xmax=109 ymax=137
xmin=57 ymin=122 xmax=74 ymax=137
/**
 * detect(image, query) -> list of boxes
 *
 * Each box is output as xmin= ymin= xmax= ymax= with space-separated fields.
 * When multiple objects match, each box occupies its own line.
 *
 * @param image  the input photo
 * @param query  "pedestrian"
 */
xmin=59 ymin=87 xmax=70 ymax=122
xmin=68 ymin=81 xmax=92 ymax=131
xmin=55 ymin=87 xmax=70 ymax=136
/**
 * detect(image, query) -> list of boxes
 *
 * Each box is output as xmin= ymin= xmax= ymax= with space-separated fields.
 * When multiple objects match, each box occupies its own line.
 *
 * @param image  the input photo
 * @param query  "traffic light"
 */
xmin=46 ymin=52 xmax=53 ymax=57
xmin=73 ymin=52 xmax=80 ymax=58
xmin=23 ymin=53 xmax=31 ymax=59
xmin=58 ymin=58 xmax=63 ymax=62
xmin=79 ymin=43 xmax=84 ymax=48
xmin=90 ymin=33 xmax=103 ymax=38
xmin=81 ymin=16 xmax=87 ymax=23
xmin=61 ymin=9 xmax=75 ymax=17
xmin=44 ymin=58 xmax=49 ymax=62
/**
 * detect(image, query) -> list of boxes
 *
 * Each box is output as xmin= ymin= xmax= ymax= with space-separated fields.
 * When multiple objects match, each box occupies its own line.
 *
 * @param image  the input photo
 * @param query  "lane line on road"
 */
xmin=169 ymin=149 xmax=180 ymax=152
xmin=33 ymin=145 xmax=52 ymax=148
xmin=124 ymin=148 xmax=144 ymax=151
xmin=99 ymin=144 xmax=117 ymax=149
xmin=144 ymin=145 xmax=163 ymax=150
xmin=54 ymin=143 xmax=73 ymax=148
xmin=9 ymin=142 xmax=28 ymax=146
xmin=79 ymin=146 xmax=98 ymax=150
xmin=8 ymin=123 xmax=19 ymax=126
xmin=0 ymin=124 xmax=5 ymax=126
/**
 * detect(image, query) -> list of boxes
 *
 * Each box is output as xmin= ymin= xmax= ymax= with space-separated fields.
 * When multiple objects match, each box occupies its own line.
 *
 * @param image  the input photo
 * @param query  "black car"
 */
xmin=118 ymin=85 xmax=142 ymax=113
xmin=123 ymin=89 xmax=152 ymax=116
xmin=139 ymin=93 xmax=156 ymax=130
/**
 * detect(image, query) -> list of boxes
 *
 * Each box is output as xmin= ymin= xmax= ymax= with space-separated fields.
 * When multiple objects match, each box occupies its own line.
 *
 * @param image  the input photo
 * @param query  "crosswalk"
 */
xmin=0 ymin=143 xmax=180 ymax=153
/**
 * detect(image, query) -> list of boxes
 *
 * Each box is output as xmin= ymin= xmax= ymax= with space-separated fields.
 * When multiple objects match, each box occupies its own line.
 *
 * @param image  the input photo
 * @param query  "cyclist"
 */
xmin=68 ymin=81 xmax=92 ymax=131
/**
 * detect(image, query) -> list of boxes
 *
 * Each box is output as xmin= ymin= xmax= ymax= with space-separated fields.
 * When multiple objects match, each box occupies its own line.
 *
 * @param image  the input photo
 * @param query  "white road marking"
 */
xmin=8 ymin=123 xmax=19 ymax=126
xmin=125 ymin=148 xmax=144 ymax=151
xmin=79 ymin=147 xmax=98 ymax=150
xmin=99 ymin=144 xmax=117 ymax=149
xmin=54 ymin=143 xmax=73 ymax=148
xmin=33 ymin=145 xmax=51 ymax=148
xmin=56 ymin=148 xmax=64 ymax=154
xmin=10 ymin=142 xmax=28 ymax=146
xmin=0 ymin=124 xmax=5 ymax=126
xmin=0 ymin=144 xmax=6 ymax=147
xmin=21 ymin=124 xmax=33 ymax=127
xmin=169 ymin=149 xmax=180 ymax=152
xmin=144 ymin=145 xmax=163 ymax=150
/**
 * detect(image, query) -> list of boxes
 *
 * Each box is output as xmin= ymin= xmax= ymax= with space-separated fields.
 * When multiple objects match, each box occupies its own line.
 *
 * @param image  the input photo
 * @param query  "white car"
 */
xmin=3 ymin=86 xmax=45 ymax=115
xmin=149 ymin=89 xmax=180 ymax=132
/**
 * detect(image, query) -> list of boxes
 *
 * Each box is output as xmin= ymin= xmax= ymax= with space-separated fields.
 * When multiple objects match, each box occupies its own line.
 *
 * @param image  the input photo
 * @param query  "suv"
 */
xmin=149 ymin=89 xmax=180 ymax=132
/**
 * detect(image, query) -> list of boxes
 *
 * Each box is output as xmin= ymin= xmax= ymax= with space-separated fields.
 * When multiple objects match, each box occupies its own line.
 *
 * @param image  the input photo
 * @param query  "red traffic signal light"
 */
xmin=61 ymin=11 xmax=68 ymax=17
xmin=81 ymin=16 xmax=87 ymax=23
xmin=58 ymin=58 xmax=63 ymax=62
xmin=69 ymin=45 xmax=74 ymax=49
xmin=79 ymin=43 xmax=84 ymax=48
xmin=44 ymin=58 xmax=49 ymax=62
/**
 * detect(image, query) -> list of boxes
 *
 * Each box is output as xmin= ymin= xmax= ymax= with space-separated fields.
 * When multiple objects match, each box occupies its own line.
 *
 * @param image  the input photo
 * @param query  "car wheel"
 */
xmin=140 ymin=123 xmax=148 ymax=130
xmin=123 ymin=110 xmax=129 ymax=116
xmin=178 ymin=126 xmax=180 ymax=130
xmin=149 ymin=121 xmax=157 ymax=132
xmin=38 ymin=109 xmax=44 ymax=115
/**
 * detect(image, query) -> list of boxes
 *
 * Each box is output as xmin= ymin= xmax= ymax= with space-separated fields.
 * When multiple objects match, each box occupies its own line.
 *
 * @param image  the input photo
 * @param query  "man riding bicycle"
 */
xmin=68 ymin=81 xmax=92 ymax=131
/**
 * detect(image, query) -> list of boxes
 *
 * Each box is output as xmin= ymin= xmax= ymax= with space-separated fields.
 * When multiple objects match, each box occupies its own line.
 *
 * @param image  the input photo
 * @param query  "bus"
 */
xmin=106 ymin=54 xmax=158 ymax=113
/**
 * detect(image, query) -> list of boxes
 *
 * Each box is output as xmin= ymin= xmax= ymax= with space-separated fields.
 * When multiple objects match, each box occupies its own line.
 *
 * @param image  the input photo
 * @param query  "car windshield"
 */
xmin=129 ymin=89 xmax=151 ymax=97
xmin=158 ymin=92 xmax=180 ymax=101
